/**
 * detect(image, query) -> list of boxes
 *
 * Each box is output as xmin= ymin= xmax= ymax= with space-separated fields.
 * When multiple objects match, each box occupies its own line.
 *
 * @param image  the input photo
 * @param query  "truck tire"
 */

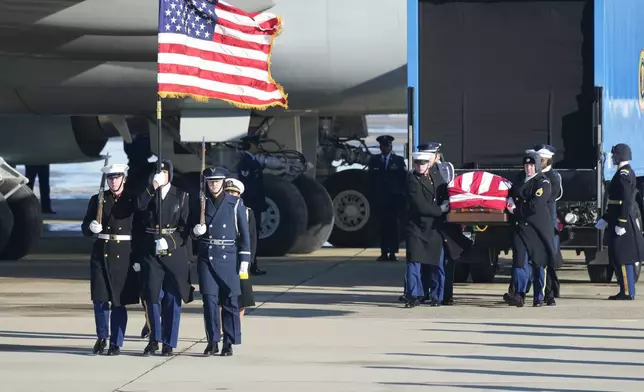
xmin=0 ymin=193 xmax=14 ymax=257
xmin=469 ymin=247 xmax=499 ymax=283
xmin=323 ymin=169 xmax=379 ymax=248
xmin=0 ymin=181 xmax=42 ymax=260
xmin=635 ymin=262 xmax=642 ymax=283
xmin=289 ymin=174 xmax=334 ymax=254
xmin=453 ymin=263 xmax=470 ymax=283
xmin=257 ymin=174 xmax=308 ymax=257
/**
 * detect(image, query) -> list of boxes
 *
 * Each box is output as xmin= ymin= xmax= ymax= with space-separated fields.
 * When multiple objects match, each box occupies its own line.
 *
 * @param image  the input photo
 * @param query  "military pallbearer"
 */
xmin=595 ymin=143 xmax=644 ymax=300
xmin=192 ymin=167 xmax=251 ymax=357
xmin=81 ymin=163 xmax=140 ymax=355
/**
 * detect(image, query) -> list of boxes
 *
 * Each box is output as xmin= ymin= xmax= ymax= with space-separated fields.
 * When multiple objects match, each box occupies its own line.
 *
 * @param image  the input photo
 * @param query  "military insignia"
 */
xmin=535 ymin=188 xmax=543 ymax=197
xmin=620 ymin=169 xmax=630 ymax=176
xmin=240 ymin=170 xmax=249 ymax=177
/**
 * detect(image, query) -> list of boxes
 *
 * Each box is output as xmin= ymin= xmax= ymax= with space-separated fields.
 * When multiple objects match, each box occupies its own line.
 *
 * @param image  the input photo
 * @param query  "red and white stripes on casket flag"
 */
xmin=447 ymin=171 xmax=512 ymax=210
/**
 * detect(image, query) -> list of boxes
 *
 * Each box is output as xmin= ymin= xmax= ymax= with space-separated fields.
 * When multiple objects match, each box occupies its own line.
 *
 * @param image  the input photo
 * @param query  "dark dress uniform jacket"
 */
xmin=238 ymin=152 xmax=267 ymax=213
xmin=137 ymin=184 xmax=193 ymax=304
xmin=81 ymin=191 xmax=140 ymax=307
xmin=368 ymin=153 xmax=407 ymax=209
xmin=542 ymin=168 xmax=564 ymax=268
xmin=405 ymin=166 xmax=467 ymax=265
xmin=509 ymin=173 xmax=555 ymax=268
xmin=604 ymin=164 xmax=644 ymax=265
xmin=193 ymin=192 xmax=251 ymax=297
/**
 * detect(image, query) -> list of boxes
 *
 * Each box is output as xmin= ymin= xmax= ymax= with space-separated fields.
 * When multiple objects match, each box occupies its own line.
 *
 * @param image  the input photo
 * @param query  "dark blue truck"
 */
xmin=407 ymin=0 xmax=644 ymax=283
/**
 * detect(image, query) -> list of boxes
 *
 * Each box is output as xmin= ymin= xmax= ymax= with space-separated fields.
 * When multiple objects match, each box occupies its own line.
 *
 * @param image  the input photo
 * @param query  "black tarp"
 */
xmin=418 ymin=0 xmax=595 ymax=169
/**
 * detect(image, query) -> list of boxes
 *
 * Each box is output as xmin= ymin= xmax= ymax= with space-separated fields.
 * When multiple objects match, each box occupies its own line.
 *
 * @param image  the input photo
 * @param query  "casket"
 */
xmin=446 ymin=171 xmax=512 ymax=224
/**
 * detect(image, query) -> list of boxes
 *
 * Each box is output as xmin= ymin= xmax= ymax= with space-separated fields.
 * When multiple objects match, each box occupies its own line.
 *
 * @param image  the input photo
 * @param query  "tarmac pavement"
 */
xmin=1 ymin=248 xmax=643 ymax=392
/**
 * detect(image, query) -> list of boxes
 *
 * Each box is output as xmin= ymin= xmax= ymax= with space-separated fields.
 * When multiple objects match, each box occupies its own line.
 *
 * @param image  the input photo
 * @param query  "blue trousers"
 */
xmin=615 ymin=264 xmax=637 ymax=298
xmin=93 ymin=301 xmax=128 ymax=347
xmin=512 ymin=251 xmax=546 ymax=302
xmin=144 ymin=276 xmax=182 ymax=348
xmin=421 ymin=248 xmax=446 ymax=302
xmin=406 ymin=262 xmax=424 ymax=298
xmin=203 ymin=294 xmax=241 ymax=345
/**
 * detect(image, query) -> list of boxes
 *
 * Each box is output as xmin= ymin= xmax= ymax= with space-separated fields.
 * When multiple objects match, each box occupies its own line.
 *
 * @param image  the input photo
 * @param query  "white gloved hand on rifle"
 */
xmin=193 ymin=224 xmax=207 ymax=236
xmin=155 ymin=238 xmax=168 ymax=254
xmin=89 ymin=220 xmax=102 ymax=234
xmin=153 ymin=172 xmax=167 ymax=187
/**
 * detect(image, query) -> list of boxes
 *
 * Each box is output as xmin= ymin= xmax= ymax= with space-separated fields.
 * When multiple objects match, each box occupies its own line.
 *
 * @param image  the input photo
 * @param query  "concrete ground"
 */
xmin=1 ymin=246 xmax=643 ymax=392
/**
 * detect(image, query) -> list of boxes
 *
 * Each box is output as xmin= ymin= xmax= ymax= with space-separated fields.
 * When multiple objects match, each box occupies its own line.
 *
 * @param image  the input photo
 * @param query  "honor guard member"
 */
xmin=138 ymin=159 xmax=193 ymax=356
xmin=505 ymin=152 xmax=556 ymax=307
xmin=595 ymin=143 xmax=644 ymax=300
xmin=81 ymin=163 xmax=140 ymax=355
xmin=404 ymin=145 xmax=451 ymax=308
xmin=224 ymin=178 xmax=257 ymax=318
xmin=237 ymin=134 xmax=267 ymax=275
xmin=192 ymin=167 xmax=251 ymax=356
xmin=368 ymin=134 xmax=407 ymax=261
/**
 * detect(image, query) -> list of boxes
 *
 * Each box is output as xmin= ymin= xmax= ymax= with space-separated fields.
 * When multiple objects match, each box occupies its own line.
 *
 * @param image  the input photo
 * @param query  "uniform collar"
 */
xmin=542 ymin=166 xmax=552 ymax=173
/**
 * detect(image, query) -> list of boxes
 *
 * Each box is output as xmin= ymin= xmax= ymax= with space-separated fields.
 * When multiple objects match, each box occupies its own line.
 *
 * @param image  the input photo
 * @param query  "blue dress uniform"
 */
xmin=137 ymin=159 xmax=193 ymax=356
xmin=505 ymin=153 xmax=556 ymax=307
xmin=368 ymin=135 xmax=407 ymax=261
xmin=237 ymin=134 xmax=267 ymax=275
xmin=81 ymin=164 xmax=140 ymax=355
xmin=599 ymin=144 xmax=644 ymax=300
xmin=192 ymin=167 xmax=251 ymax=357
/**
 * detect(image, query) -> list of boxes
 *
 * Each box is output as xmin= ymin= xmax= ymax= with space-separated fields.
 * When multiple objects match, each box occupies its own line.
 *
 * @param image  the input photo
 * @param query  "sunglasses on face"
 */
xmin=413 ymin=160 xmax=429 ymax=165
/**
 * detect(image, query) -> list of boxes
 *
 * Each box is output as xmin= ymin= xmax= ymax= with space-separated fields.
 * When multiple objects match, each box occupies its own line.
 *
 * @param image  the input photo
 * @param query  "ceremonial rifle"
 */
xmin=200 ymin=137 xmax=206 ymax=226
xmin=95 ymin=153 xmax=111 ymax=224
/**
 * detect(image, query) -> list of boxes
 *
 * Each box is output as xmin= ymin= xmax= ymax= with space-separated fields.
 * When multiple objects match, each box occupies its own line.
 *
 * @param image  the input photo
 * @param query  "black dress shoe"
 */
xmin=92 ymin=338 xmax=107 ymax=355
xmin=427 ymin=299 xmax=441 ymax=307
xmin=220 ymin=343 xmax=233 ymax=357
xmin=533 ymin=301 xmax=543 ymax=307
xmin=376 ymin=254 xmax=388 ymax=261
xmin=398 ymin=295 xmax=407 ymax=302
xmin=608 ymin=293 xmax=634 ymax=300
xmin=140 ymin=325 xmax=150 ymax=339
xmin=442 ymin=298 xmax=454 ymax=306
xmin=203 ymin=342 xmax=219 ymax=356
xmin=388 ymin=253 xmax=398 ymax=261
xmin=250 ymin=265 xmax=266 ymax=275
xmin=143 ymin=340 xmax=159 ymax=356
xmin=546 ymin=298 xmax=556 ymax=306
xmin=161 ymin=344 xmax=173 ymax=356
xmin=405 ymin=298 xmax=421 ymax=308
xmin=506 ymin=294 xmax=524 ymax=307
xmin=107 ymin=345 xmax=121 ymax=356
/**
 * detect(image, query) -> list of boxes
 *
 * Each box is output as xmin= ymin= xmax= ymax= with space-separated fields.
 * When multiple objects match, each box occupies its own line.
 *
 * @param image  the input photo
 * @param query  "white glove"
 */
xmin=193 ymin=224 xmax=207 ymax=236
xmin=153 ymin=172 xmax=166 ymax=187
xmin=595 ymin=219 xmax=608 ymax=230
xmin=132 ymin=263 xmax=141 ymax=272
xmin=155 ymin=238 xmax=168 ymax=253
xmin=89 ymin=220 xmax=102 ymax=234
xmin=239 ymin=261 xmax=250 ymax=279
xmin=440 ymin=201 xmax=450 ymax=213
xmin=615 ymin=226 xmax=626 ymax=236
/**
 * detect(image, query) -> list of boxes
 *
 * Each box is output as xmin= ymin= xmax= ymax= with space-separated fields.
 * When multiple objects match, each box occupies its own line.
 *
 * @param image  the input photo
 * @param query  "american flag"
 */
xmin=157 ymin=0 xmax=288 ymax=109
xmin=447 ymin=171 xmax=512 ymax=211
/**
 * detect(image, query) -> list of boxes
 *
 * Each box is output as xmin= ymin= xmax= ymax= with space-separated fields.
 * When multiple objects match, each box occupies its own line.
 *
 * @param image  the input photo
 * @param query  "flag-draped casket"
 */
xmin=447 ymin=171 xmax=512 ymax=211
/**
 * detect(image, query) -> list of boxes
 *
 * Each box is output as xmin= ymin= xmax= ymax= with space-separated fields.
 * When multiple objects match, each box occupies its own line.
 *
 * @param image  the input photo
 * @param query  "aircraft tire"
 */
xmin=257 ymin=174 xmax=308 ymax=257
xmin=289 ymin=174 xmax=335 ymax=254
xmin=323 ymin=169 xmax=379 ymax=248
xmin=0 ymin=181 xmax=42 ymax=260
xmin=0 ymin=193 xmax=15 ymax=258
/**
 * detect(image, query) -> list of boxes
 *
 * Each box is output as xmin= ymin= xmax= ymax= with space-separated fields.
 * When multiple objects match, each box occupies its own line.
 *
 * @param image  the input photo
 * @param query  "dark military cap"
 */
xmin=203 ymin=166 xmax=229 ymax=180
xmin=240 ymin=134 xmax=261 ymax=144
xmin=417 ymin=142 xmax=441 ymax=153
xmin=523 ymin=152 xmax=542 ymax=171
xmin=159 ymin=159 xmax=173 ymax=172
xmin=611 ymin=143 xmax=632 ymax=162
xmin=376 ymin=135 xmax=394 ymax=145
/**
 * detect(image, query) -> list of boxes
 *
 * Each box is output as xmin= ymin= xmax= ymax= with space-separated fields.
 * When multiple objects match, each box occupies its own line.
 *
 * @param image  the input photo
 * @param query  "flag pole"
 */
xmin=156 ymin=95 xmax=164 ymax=249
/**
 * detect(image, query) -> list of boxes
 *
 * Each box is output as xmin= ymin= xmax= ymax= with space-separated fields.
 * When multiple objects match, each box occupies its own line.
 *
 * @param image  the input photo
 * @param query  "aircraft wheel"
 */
xmin=323 ymin=169 xmax=379 ymax=248
xmin=257 ymin=174 xmax=308 ymax=257
xmin=0 ymin=193 xmax=14 ymax=258
xmin=0 ymin=181 xmax=42 ymax=260
xmin=289 ymin=174 xmax=334 ymax=254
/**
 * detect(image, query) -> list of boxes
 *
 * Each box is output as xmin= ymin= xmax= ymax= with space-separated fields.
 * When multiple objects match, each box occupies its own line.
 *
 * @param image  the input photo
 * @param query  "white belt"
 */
xmin=201 ymin=239 xmax=236 ymax=246
xmin=97 ymin=234 xmax=132 ymax=241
